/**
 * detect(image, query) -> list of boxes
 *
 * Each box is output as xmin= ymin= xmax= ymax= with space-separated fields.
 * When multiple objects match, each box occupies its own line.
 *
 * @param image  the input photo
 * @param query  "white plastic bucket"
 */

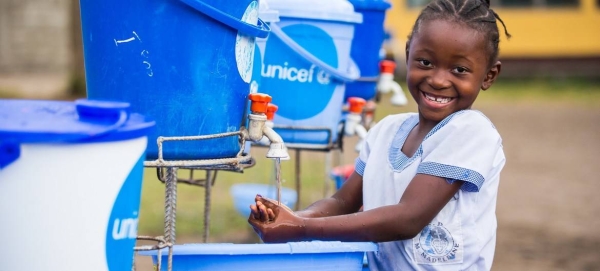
xmin=255 ymin=0 xmax=362 ymax=147
xmin=0 ymin=99 xmax=154 ymax=271
xmin=250 ymin=0 xmax=281 ymax=93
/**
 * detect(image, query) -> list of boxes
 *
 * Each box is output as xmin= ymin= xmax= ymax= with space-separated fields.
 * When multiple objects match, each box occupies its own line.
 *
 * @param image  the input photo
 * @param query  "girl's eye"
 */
xmin=453 ymin=66 xmax=469 ymax=74
xmin=418 ymin=59 xmax=432 ymax=67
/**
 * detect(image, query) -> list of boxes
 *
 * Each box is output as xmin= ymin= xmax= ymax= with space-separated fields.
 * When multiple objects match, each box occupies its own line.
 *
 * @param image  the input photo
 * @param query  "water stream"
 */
xmin=274 ymin=157 xmax=281 ymax=206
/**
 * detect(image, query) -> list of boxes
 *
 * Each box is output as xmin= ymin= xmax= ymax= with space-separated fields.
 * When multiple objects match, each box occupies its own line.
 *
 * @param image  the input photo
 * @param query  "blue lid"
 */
xmin=348 ymin=0 xmax=391 ymax=10
xmin=138 ymin=241 xmax=378 ymax=256
xmin=268 ymin=0 xmax=363 ymax=24
xmin=0 ymin=99 xmax=155 ymax=144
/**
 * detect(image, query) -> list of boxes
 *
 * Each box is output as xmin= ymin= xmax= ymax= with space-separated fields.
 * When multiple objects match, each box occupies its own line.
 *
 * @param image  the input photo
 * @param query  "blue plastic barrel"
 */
xmin=345 ymin=0 xmax=392 ymax=101
xmin=139 ymin=241 xmax=377 ymax=271
xmin=255 ymin=0 xmax=362 ymax=147
xmin=79 ymin=0 xmax=269 ymax=160
xmin=0 ymin=99 xmax=154 ymax=271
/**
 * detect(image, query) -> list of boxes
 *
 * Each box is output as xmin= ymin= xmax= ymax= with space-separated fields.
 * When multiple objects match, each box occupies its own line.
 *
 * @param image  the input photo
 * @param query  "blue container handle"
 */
xmin=179 ymin=0 xmax=270 ymax=38
xmin=270 ymin=23 xmax=360 ymax=82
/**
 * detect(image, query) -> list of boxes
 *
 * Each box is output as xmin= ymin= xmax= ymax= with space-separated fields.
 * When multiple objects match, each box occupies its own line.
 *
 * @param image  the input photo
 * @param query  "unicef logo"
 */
xmin=105 ymin=155 xmax=145 ymax=270
xmin=260 ymin=24 xmax=338 ymax=120
xmin=415 ymin=223 xmax=460 ymax=263
xmin=316 ymin=69 xmax=330 ymax=84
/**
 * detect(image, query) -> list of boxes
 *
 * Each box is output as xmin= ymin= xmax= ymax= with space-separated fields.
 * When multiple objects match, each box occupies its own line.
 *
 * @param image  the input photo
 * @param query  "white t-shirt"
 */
xmin=355 ymin=110 xmax=505 ymax=271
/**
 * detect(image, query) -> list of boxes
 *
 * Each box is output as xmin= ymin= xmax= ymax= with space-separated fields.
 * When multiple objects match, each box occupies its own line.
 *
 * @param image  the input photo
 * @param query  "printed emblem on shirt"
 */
xmin=413 ymin=221 xmax=464 ymax=264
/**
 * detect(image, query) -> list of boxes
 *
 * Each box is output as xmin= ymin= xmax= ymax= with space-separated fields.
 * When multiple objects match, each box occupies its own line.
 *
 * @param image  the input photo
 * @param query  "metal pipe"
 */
xmin=202 ymin=170 xmax=216 ymax=243
xmin=163 ymin=167 xmax=177 ymax=271
xmin=295 ymin=149 xmax=301 ymax=211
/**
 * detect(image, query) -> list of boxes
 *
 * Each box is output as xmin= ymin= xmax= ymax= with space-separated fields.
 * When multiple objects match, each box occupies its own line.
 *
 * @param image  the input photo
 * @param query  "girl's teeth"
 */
xmin=424 ymin=93 xmax=452 ymax=104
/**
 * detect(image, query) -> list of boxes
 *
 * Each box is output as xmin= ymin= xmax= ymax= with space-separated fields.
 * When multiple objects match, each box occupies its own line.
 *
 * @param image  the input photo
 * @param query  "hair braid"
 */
xmin=464 ymin=1 xmax=484 ymax=16
xmin=492 ymin=10 xmax=512 ymax=39
xmin=456 ymin=0 xmax=470 ymax=14
xmin=407 ymin=0 xmax=511 ymax=65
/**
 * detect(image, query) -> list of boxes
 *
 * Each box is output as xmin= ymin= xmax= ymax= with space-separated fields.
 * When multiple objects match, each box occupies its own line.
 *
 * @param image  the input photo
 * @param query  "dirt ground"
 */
xmin=480 ymin=101 xmax=600 ymax=271
xmin=134 ymin=100 xmax=599 ymax=271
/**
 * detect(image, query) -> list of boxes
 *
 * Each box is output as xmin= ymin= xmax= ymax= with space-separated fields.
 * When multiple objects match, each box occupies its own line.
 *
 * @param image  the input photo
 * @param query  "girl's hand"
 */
xmin=249 ymin=194 xmax=277 ymax=222
xmin=248 ymin=195 xmax=307 ymax=243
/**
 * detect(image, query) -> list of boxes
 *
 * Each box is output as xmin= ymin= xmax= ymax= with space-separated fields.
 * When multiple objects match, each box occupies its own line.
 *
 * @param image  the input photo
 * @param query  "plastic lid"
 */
xmin=268 ymin=0 xmax=363 ymax=24
xmin=348 ymin=0 xmax=392 ymax=11
xmin=138 ymin=241 xmax=377 ymax=256
xmin=348 ymin=97 xmax=367 ymax=113
xmin=249 ymin=93 xmax=272 ymax=114
xmin=259 ymin=0 xmax=280 ymax=23
xmin=266 ymin=103 xmax=278 ymax=121
xmin=0 ymin=99 xmax=155 ymax=144
xmin=380 ymin=60 xmax=396 ymax=74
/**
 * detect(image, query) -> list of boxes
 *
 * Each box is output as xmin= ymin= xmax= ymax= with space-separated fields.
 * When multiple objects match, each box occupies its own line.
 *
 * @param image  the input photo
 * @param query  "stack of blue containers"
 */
xmin=252 ymin=0 xmax=392 ymax=149
xmin=345 ymin=0 xmax=393 ymax=101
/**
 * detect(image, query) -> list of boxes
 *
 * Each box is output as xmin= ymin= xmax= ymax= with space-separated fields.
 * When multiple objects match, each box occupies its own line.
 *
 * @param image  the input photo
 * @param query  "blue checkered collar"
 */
xmin=388 ymin=111 xmax=467 ymax=172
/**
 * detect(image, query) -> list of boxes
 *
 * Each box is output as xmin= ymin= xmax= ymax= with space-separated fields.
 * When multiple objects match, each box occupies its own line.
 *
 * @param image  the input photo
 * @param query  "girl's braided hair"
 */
xmin=407 ymin=0 xmax=511 ymax=66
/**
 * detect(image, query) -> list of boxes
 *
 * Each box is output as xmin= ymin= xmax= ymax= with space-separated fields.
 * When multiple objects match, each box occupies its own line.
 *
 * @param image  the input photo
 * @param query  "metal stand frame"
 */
xmin=133 ymin=129 xmax=254 ymax=271
xmin=132 ymin=118 xmax=361 ymax=269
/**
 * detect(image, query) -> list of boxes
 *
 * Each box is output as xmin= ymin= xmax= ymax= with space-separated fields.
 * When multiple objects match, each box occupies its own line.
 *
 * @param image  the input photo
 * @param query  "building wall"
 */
xmin=0 ymin=0 xmax=72 ymax=74
xmin=385 ymin=0 xmax=600 ymax=58
xmin=383 ymin=0 xmax=600 ymax=78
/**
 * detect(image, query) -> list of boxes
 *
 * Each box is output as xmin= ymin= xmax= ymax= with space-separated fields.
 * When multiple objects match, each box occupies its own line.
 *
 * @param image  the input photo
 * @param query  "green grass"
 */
xmin=137 ymin=77 xmax=600 ymax=243
xmin=137 ymin=148 xmax=335 ymax=243
xmin=477 ymin=77 xmax=600 ymax=105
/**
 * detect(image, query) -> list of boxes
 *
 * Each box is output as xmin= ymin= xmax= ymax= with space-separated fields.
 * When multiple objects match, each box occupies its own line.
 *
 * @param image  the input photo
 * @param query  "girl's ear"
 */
xmin=482 ymin=61 xmax=502 ymax=90
xmin=405 ymin=41 xmax=410 ymax=64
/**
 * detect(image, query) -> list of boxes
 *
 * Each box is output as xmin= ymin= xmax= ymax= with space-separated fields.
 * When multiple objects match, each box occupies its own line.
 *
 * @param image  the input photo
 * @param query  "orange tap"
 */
xmin=348 ymin=97 xmax=367 ymax=114
xmin=379 ymin=60 xmax=396 ymax=74
xmin=249 ymin=93 xmax=272 ymax=114
xmin=266 ymin=103 xmax=278 ymax=121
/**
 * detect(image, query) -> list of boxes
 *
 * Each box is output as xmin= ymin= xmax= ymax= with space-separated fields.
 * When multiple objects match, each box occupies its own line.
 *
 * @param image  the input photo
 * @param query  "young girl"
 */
xmin=249 ymin=0 xmax=511 ymax=269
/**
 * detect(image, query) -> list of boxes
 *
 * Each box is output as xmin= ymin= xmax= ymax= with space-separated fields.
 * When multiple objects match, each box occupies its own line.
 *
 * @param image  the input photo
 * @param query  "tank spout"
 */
xmin=345 ymin=97 xmax=368 ymax=153
xmin=247 ymin=94 xmax=290 ymax=160
xmin=376 ymin=60 xmax=407 ymax=106
xmin=262 ymin=125 xmax=289 ymax=159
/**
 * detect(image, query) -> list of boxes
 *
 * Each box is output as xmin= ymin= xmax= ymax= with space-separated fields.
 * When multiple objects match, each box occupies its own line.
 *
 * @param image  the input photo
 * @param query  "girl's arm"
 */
xmin=249 ymin=173 xmax=462 ymax=243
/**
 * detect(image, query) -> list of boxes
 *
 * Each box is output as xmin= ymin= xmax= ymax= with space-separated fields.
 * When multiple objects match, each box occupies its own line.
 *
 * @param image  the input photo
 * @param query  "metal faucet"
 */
xmin=376 ymin=60 xmax=407 ymax=106
xmin=247 ymin=93 xmax=290 ymax=160
xmin=344 ymin=97 xmax=368 ymax=153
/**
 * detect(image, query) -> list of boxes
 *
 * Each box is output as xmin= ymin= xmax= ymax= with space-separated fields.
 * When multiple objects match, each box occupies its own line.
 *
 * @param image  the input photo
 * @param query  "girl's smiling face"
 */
xmin=406 ymin=19 xmax=501 ymax=125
